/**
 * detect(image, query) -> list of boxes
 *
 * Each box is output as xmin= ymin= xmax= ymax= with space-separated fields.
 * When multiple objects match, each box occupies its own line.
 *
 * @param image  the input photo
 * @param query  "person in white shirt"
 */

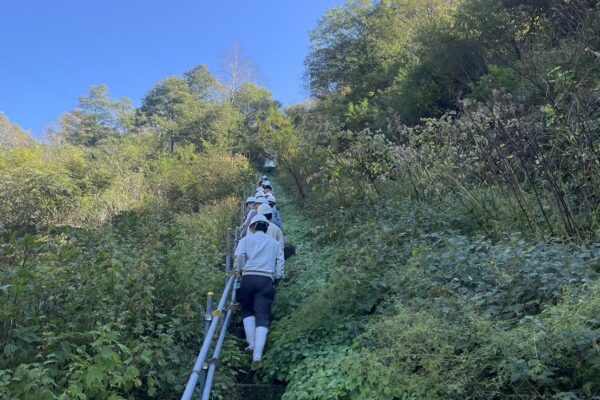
xmin=262 ymin=180 xmax=273 ymax=195
xmin=234 ymin=214 xmax=285 ymax=362
xmin=266 ymin=193 xmax=283 ymax=230
xmin=240 ymin=197 xmax=267 ymax=238
xmin=244 ymin=196 xmax=256 ymax=219
xmin=257 ymin=204 xmax=284 ymax=250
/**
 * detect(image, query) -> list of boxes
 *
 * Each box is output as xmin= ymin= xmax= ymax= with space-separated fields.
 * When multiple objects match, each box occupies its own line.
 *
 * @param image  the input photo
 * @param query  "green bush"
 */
xmin=0 ymin=148 xmax=248 ymax=399
xmin=0 ymin=199 xmax=245 ymax=398
xmin=265 ymin=197 xmax=600 ymax=399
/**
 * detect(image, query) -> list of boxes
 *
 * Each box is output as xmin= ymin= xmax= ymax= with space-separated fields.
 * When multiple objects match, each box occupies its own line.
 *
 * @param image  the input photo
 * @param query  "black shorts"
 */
xmin=237 ymin=275 xmax=274 ymax=328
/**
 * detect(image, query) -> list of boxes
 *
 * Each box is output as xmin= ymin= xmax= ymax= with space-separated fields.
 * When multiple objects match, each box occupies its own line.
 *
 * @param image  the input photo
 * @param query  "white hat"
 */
xmin=250 ymin=214 xmax=268 ymax=225
xmin=262 ymin=181 xmax=272 ymax=188
xmin=257 ymin=204 xmax=273 ymax=216
xmin=255 ymin=197 xmax=268 ymax=205
xmin=245 ymin=196 xmax=256 ymax=204
xmin=266 ymin=193 xmax=276 ymax=203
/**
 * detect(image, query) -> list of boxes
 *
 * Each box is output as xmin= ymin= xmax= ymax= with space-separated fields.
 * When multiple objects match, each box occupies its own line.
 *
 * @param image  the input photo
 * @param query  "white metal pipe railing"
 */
xmin=181 ymin=275 xmax=235 ymax=400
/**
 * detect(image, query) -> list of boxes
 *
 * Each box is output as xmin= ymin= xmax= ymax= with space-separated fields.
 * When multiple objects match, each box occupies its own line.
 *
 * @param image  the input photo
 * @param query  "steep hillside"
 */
xmin=259 ymin=179 xmax=600 ymax=399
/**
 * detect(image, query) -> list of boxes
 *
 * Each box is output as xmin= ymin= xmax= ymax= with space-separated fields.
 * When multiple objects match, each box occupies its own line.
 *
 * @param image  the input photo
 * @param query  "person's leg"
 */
xmin=237 ymin=276 xmax=257 ymax=351
xmin=252 ymin=278 xmax=275 ymax=362
xmin=242 ymin=316 xmax=255 ymax=351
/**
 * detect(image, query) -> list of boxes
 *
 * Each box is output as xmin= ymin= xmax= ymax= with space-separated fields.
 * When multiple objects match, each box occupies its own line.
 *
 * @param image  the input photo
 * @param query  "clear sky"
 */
xmin=0 ymin=0 xmax=344 ymax=138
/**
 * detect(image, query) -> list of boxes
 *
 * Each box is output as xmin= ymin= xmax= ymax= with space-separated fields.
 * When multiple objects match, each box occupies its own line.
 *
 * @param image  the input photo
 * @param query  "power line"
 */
xmin=0 ymin=55 xmax=78 ymax=102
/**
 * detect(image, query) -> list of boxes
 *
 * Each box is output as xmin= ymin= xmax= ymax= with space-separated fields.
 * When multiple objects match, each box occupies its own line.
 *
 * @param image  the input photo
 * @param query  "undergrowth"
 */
xmin=0 ymin=198 xmax=247 ymax=399
xmin=261 ymin=187 xmax=600 ymax=399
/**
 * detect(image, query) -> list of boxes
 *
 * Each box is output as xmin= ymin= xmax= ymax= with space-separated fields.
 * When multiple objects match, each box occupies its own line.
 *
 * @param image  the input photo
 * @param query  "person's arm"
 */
xmin=234 ymin=240 xmax=245 ymax=274
xmin=240 ymin=210 xmax=255 ymax=238
xmin=240 ymin=222 xmax=249 ymax=238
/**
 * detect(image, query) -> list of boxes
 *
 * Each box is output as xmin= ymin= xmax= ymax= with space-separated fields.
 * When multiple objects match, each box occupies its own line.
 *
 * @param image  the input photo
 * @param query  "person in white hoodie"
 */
xmin=234 ymin=214 xmax=285 ymax=362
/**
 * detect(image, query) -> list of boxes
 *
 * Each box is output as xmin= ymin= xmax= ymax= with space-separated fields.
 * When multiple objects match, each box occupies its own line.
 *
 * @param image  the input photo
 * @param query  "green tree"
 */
xmin=228 ymin=83 xmax=280 ymax=158
xmin=305 ymin=0 xmax=371 ymax=99
xmin=139 ymin=77 xmax=197 ymax=122
xmin=183 ymin=64 xmax=219 ymax=101
xmin=138 ymin=76 xmax=202 ymax=149
xmin=59 ymin=85 xmax=133 ymax=147
xmin=138 ymin=69 xmax=250 ymax=152
xmin=306 ymin=0 xmax=464 ymax=127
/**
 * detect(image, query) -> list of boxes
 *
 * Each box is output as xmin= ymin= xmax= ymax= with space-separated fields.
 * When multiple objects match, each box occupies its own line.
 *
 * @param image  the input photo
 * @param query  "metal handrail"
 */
xmin=197 ymin=292 xmax=215 ymax=395
xmin=201 ymin=278 xmax=238 ymax=399
xmin=181 ymin=275 xmax=235 ymax=400
xmin=181 ymin=187 xmax=252 ymax=399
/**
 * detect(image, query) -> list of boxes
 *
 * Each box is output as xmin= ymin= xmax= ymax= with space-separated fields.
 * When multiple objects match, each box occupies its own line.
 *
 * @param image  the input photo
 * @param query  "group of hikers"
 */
xmin=234 ymin=176 xmax=286 ymax=363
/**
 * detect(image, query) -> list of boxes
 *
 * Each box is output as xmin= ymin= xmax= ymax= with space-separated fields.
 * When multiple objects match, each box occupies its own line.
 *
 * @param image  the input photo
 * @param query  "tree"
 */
xmin=305 ymin=0 xmax=371 ymax=98
xmin=183 ymin=64 xmax=219 ymax=101
xmin=138 ymin=69 xmax=247 ymax=151
xmin=140 ymin=77 xmax=196 ymax=121
xmin=228 ymin=83 xmax=280 ymax=159
xmin=232 ymin=83 xmax=280 ymax=125
xmin=59 ymin=85 xmax=133 ymax=147
xmin=138 ymin=77 xmax=199 ymax=148
xmin=305 ymin=0 xmax=465 ymax=127
xmin=218 ymin=43 xmax=259 ymax=102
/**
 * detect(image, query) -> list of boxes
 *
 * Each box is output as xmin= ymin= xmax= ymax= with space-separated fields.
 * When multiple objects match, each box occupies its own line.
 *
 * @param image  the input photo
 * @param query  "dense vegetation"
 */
xmin=2 ymin=0 xmax=600 ymax=399
xmin=0 ymin=63 xmax=283 ymax=398
xmin=254 ymin=0 xmax=600 ymax=399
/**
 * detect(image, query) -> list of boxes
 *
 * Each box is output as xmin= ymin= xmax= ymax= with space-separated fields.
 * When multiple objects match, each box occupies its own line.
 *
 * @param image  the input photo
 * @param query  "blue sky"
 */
xmin=0 ymin=1 xmax=344 ymax=138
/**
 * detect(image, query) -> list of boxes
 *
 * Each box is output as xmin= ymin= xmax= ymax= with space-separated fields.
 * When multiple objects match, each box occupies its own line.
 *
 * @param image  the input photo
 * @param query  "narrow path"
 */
xmin=231 ymin=178 xmax=318 ymax=399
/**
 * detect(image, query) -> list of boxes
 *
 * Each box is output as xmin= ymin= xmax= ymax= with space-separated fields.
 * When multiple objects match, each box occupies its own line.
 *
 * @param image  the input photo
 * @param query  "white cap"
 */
xmin=262 ymin=180 xmax=272 ymax=188
xmin=245 ymin=196 xmax=256 ymax=204
xmin=255 ymin=197 xmax=268 ymax=205
xmin=257 ymin=204 xmax=273 ymax=216
xmin=250 ymin=214 xmax=268 ymax=225
xmin=266 ymin=193 xmax=276 ymax=203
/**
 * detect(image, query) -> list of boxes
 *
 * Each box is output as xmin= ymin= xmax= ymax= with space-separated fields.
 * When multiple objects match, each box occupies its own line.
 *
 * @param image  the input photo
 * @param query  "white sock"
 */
xmin=253 ymin=326 xmax=269 ymax=362
xmin=243 ymin=316 xmax=256 ymax=349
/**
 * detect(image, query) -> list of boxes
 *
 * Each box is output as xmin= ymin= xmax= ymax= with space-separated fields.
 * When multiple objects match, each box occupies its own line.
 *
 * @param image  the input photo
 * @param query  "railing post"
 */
xmin=197 ymin=292 xmax=214 ymax=395
xmin=225 ymin=228 xmax=232 ymax=285
xmin=204 ymin=292 xmax=215 ymax=335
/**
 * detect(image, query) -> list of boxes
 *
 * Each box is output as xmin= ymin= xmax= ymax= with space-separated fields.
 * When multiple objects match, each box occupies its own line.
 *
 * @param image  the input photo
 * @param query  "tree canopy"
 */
xmin=59 ymin=84 xmax=133 ymax=146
